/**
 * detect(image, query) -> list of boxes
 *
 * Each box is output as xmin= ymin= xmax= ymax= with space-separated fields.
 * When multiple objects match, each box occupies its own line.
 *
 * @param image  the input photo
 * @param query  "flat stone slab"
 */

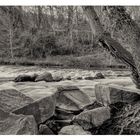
xmin=56 ymin=86 xmax=93 ymax=112
xmin=95 ymin=84 xmax=140 ymax=106
xmin=80 ymin=86 xmax=96 ymax=101
xmin=0 ymin=109 xmax=38 ymax=135
xmin=59 ymin=125 xmax=91 ymax=135
xmin=73 ymin=107 xmax=110 ymax=130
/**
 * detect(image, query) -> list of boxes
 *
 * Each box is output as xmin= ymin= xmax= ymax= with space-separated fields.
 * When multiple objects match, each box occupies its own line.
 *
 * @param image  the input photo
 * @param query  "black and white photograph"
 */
xmin=1 ymin=0 xmax=140 ymax=136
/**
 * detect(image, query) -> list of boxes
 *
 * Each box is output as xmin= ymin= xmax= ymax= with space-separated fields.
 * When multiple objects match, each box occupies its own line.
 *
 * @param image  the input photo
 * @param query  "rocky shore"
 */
xmin=0 ymin=65 xmax=139 ymax=135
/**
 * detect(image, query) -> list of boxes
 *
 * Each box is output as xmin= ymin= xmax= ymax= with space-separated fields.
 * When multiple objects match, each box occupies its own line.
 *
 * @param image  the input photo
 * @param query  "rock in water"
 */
xmin=53 ymin=75 xmax=63 ymax=82
xmin=0 ymin=87 xmax=33 ymax=112
xmin=77 ymin=77 xmax=83 ymax=80
xmin=35 ymin=72 xmax=53 ymax=82
xmin=59 ymin=125 xmax=91 ymax=135
xmin=65 ymin=76 xmax=71 ymax=80
xmin=14 ymin=74 xmax=38 ymax=82
xmin=94 ymin=72 xmax=105 ymax=79
xmin=56 ymin=86 xmax=92 ymax=112
xmin=84 ymin=76 xmax=95 ymax=80
xmin=0 ymin=109 xmax=38 ymax=135
xmin=73 ymin=107 xmax=110 ymax=130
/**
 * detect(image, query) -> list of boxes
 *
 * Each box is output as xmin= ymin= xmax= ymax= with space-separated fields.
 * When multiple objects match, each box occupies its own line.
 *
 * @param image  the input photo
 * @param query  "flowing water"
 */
xmin=0 ymin=65 xmax=131 ymax=78
xmin=0 ymin=65 xmax=132 ymax=101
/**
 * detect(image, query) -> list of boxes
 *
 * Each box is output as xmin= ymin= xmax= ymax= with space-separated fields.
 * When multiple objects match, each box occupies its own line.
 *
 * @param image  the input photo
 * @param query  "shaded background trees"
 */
xmin=0 ymin=6 xmax=140 ymax=69
xmin=0 ymin=6 xmax=90 ymax=58
xmin=0 ymin=6 xmax=111 ymax=57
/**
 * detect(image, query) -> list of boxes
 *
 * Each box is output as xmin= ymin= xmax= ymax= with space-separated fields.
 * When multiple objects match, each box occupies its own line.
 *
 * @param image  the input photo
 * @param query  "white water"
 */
xmin=0 ymin=65 xmax=131 ymax=78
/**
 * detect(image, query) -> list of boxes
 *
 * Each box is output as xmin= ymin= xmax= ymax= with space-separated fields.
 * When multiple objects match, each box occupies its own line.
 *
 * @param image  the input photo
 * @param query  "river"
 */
xmin=0 ymin=65 xmax=131 ymax=78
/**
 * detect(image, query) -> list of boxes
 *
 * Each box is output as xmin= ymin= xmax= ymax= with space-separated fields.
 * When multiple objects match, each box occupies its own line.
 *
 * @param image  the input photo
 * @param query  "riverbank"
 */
xmin=0 ymin=55 xmax=127 ymax=70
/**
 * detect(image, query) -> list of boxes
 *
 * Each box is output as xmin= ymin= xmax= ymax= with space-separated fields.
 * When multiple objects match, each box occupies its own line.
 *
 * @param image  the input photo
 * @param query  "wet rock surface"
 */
xmin=77 ymin=77 xmax=83 ymax=80
xmin=84 ymin=76 xmax=95 ymax=80
xmin=35 ymin=72 xmax=53 ymax=82
xmin=94 ymin=72 xmax=105 ymax=79
xmin=53 ymin=75 xmax=63 ymax=82
xmin=14 ymin=74 xmax=38 ymax=82
xmin=65 ymin=76 xmax=71 ymax=80
xmin=84 ymin=72 xmax=105 ymax=80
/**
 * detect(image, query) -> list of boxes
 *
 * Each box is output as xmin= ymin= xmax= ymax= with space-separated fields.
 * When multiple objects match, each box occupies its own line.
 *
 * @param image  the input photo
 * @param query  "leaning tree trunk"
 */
xmin=82 ymin=6 xmax=140 ymax=88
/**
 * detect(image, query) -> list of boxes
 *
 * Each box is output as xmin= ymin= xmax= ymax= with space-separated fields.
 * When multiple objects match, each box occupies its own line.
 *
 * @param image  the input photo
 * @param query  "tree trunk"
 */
xmin=94 ymin=6 xmax=140 ymax=74
xmin=82 ymin=6 xmax=140 ymax=88
xmin=9 ymin=27 xmax=14 ymax=59
xmin=67 ymin=6 xmax=74 ymax=51
xmin=37 ymin=6 xmax=42 ymax=29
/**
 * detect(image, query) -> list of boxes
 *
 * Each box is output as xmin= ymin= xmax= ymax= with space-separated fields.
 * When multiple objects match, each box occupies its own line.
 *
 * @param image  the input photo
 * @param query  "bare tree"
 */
xmin=0 ymin=6 xmax=24 ymax=58
xmin=67 ymin=6 xmax=74 ymax=49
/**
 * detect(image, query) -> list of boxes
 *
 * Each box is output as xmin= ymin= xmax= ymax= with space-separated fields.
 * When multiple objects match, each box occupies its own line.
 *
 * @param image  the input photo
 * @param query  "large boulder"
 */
xmin=14 ymin=74 xmax=38 ymax=82
xmin=59 ymin=125 xmax=91 ymax=135
xmin=0 ymin=82 xmax=56 ymax=124
xmin=0 ymin=109 xmax=38 ymax=135
xmin=95 ymin=84 xmax=140 ymax=106
xmin=13 ymin=92 xmax=56 ymax=124
xmin=35 ymin=72 xmax=53 ymax=82
xmin=73 ymin=107 xmax=110 ymax=130
xmin=0 ymin=87 xmax=33 ymax=112
xmin=56 ymin=86 xmax=92 ymax=112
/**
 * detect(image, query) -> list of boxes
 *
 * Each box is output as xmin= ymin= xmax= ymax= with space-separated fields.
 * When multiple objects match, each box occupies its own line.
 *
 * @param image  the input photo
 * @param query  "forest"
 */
xmin=0 ymin=6 xmax=129 ymax=68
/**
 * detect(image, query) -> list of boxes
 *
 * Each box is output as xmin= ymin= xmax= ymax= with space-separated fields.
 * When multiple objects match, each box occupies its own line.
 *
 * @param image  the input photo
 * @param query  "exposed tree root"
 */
xmin=95 ymin=101 xmax=140 ymax=135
